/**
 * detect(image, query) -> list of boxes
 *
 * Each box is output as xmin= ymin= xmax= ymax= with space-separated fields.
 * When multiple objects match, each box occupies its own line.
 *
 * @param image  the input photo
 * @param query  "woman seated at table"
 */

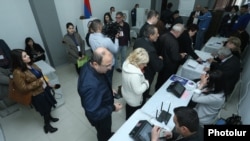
xmin=224 ymin=36 xmax=241 ymax=59
xmin=191 ymin=70 xmax=225 ymax=126
xmin=209 ymin=36 xmax=241 ymax=63
xmin=121 ymin=48 xmax=150 ymax=120
xmin=25 ymin=37 xmax=46 ymax=62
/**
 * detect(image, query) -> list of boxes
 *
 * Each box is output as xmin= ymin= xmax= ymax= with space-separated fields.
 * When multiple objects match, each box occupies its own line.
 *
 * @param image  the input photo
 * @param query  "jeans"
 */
xmin=115 ymin=45 xmax=127 ymax=69
xmin=195 ymin=29 xmax=207 ymax=50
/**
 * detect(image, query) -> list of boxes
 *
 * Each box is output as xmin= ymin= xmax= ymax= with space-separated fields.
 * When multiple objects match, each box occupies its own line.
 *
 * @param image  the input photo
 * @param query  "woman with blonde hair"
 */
xmin=226 ymin=36 xmax=241 ymax=59
xmin=121 ymin=48 xmax=150 ymax=119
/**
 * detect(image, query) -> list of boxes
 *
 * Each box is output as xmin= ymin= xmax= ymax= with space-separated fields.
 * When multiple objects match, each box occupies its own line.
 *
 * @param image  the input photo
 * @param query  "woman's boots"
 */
xmin=49 ymin=114 xmax=59 ymax=122
xmin=44 ymin=124 xmax=58 ymax=134
xmin=44 ymin=114 xmax=58 ymax=134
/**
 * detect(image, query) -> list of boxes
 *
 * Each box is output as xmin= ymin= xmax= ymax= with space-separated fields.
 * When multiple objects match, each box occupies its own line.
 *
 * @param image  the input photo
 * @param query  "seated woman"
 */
xmin=121 ymin=48 xmax=150 ymax=119
xmin=208 ymin=36 xmax=241 ymax=63
xmin=191 ymin=70 xmax=225 ymax=126
xmin=25 ymin=37 xmax=46 ymax=62
xmin=225 ymin=36 xmax=241 ymax=59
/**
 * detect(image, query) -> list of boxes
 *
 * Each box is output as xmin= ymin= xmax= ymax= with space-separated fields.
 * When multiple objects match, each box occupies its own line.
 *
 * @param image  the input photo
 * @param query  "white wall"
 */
xmin=54 ymin=0 xmax=151 ymax=36
xmin=0 ymin=0 xmax=151 ymax=50
xmin=0 ymin=0 xmax=44 ymax=50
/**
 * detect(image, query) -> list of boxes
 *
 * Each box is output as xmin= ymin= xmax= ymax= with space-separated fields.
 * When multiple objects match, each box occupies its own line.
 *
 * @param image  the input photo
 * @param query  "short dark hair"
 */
xmin=110 ymin=6 xmax=114 ymax=11
xmin=232 ymin=5 xmax=239 ymax=12
xmin=147 ymin=10 xmax=159 ymax=20
xmin=187 ymin=24 xmax=199 ymax=32
xmin=144 ymin=25 xmax=157 ymax=38
xmin=174 ymin=106 xmax=199 ymax=132
xmin=173 ymin=10 xmax=179 ymax=15
xmin=89 ymin=19 xmax=102 ymax=32
xmin=167 ymin=2 xmax=173 ymax=9
xmin=66 ymin=22 xmax=74 ymax=29
xmin=116 ymin=11 xmax=124 ymax=17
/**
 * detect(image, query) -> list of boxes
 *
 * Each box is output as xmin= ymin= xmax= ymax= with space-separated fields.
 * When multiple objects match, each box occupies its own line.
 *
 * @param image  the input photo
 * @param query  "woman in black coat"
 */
xmin=25 ymin=37 xmax=46 ymax=62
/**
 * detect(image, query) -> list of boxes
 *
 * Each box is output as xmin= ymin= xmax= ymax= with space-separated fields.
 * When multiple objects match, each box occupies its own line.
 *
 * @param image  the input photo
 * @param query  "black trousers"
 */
xmin=126 ymin=104 xmax=141 ymax=120
xmin=93 ymin=116 xmax=112 ymax=141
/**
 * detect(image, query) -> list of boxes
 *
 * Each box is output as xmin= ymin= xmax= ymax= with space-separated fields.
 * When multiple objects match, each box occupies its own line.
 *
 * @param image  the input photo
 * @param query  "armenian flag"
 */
xmin=84 ymin=0 xmax=92 ymax=18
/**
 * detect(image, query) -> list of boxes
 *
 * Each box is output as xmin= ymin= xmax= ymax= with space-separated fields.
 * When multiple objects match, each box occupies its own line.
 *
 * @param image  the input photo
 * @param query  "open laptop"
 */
xmin=129 ymin=120 xmax=152 ymax=141
xmin=167 ymin=81 xmax=186 ymax=98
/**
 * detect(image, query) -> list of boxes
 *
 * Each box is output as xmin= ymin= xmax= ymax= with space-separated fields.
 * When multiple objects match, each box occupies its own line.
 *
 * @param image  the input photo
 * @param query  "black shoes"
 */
xmin=50 ymin=117 xmax=59 ymax=122
xmin=116 ymin=68 xmax=122 ymax=73
xmin=44 ymin=124 xmax=58 ymax=134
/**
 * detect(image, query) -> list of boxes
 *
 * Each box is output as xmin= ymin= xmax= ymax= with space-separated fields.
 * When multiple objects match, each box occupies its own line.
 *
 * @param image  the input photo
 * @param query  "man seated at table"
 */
xmin=205 ymin=47 xmax=241 ymax=99
xmin=151 ymin=106 xmax=203 ymax=141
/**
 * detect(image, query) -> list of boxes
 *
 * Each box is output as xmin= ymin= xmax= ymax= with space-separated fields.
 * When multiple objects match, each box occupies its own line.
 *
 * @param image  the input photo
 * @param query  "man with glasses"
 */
xmin=78 ymin=47 xmax=123 ymax=141
xmin=114 ymin=12 xmax=130 ymax=73
xmin=89 ymin=19 xmax=119 ymax=83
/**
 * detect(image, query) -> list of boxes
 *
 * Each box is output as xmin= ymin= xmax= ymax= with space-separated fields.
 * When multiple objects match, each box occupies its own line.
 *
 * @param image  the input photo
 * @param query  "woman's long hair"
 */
xmin=11 ymin=49 xmax=32 ymax=71
xmin=206 ymin=70 xmax=223 ymax=93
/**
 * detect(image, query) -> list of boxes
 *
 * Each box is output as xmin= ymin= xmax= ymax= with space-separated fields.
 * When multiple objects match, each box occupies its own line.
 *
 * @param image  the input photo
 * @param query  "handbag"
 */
xmin=8 ymin=79 xmax=32 ymax=106
xmin=77 ymin=55 xmax=89 ymax=68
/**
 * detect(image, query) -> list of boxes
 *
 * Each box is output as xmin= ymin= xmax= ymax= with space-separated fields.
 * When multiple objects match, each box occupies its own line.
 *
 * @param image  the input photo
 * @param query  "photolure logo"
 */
xmin=204 ymin=125 xmax=250 ymax=140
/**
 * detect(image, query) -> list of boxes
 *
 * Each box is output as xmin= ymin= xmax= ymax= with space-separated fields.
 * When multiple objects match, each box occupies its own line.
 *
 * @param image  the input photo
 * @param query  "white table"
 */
xmin=141 ymin=75 xmax=194 ymax=130
xmin=35 ymin=60 xmax=55 ymax=75
xmin=202 ymin=36 xmax=228 ymax=53
xmin=179 ymin=50 xmax=212 ymax=80
xmin=194 ymin=50 xmax=213 ymax=61
xmin=109 ymin=110 xmax=152 ymax=141
xmin=109 ymin=75 xmax=194 ymax=141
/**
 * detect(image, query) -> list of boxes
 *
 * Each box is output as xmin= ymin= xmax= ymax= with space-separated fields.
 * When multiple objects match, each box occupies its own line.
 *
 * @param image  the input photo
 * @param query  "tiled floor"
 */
xmin=0 ymin=48 xmax=239 ymax=141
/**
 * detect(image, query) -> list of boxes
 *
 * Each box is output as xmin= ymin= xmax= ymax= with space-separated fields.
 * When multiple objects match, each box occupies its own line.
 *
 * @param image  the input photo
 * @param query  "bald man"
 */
xmin=77 ymin=47 xmax=122 ymax=141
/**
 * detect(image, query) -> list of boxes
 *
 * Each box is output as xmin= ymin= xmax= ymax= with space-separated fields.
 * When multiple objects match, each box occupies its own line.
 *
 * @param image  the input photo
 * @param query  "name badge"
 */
xmin=119 ymin=31 xmax=124 ymax=37
xmin=77 ymin=46 xmax=81 ymax=52
xmin=0 ymin=55 xmax=4 ymax=59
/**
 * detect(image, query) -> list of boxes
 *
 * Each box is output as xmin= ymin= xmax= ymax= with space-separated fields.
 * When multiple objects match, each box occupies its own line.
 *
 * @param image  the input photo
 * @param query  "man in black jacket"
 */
xmin=155 ymin=24 xmax=186 ymax=91
xmin=134 ymin=25 xmax=163 ymax=104
xmin=206 ymin=47 xmax=241 ymax=98
xmin=138 ymin=10 xmax=159 ymax=38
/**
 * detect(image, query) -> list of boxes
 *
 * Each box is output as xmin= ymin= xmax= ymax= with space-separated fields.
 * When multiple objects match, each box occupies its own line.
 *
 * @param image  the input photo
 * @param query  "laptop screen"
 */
xmin=129 ymin=120 xmax=152 ymax=141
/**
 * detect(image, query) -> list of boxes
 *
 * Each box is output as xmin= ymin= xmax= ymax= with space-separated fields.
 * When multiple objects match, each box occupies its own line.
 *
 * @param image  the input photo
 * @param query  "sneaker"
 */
xmin=116 ymin=68 xmax=122 ymax=73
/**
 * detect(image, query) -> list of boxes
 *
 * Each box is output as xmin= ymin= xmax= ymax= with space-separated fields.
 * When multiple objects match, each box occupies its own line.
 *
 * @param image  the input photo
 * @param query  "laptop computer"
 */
xmin=166 ymin=81 xmax=186 ymax=98
xmin=129 ymin=120 xmax=152 ymax=141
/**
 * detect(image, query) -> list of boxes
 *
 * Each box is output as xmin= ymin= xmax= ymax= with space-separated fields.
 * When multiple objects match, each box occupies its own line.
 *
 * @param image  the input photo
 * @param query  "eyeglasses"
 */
xmin=116 ymin=16 xmax=122 ymax=19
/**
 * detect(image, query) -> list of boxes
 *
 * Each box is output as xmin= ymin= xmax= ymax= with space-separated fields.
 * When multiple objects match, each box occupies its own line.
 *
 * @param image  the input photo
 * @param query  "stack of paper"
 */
xmin=187 ymin=60 xmax=198 ymax=69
